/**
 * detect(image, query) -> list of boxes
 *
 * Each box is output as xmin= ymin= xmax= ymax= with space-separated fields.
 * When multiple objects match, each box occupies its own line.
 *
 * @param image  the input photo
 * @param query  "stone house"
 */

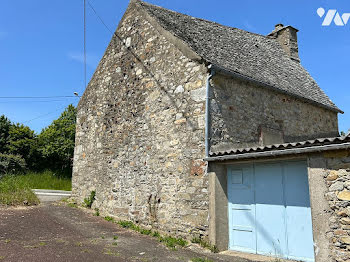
xmin=72 ymin=1 xmax=349 ymax=261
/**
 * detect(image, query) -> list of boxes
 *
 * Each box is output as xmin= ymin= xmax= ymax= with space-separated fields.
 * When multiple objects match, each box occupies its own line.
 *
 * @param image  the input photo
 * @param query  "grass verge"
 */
xmin=0 ymin=170 xmax=71 ymax=206
xmin=0 ymin=175 xmax=39 ymax=206
xmin=16 ymin=170 xmax=72 ymax=191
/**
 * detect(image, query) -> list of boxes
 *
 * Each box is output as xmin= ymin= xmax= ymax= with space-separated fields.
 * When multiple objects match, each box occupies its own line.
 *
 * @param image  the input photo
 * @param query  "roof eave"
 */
xmin=204 ymin=142 xmax=350 ymax=162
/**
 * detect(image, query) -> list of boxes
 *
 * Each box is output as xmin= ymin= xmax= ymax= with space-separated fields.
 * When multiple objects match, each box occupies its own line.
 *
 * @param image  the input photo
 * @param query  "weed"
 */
xmin=191 ymin=237 xmax=218 ymax=253
xmin=68 ymin=202 xmax=78 ymax=208
xmin=191 ymin=237 xmax=201 ymax=244
xmin=103 ymin=248 xmax=120 ymax=257
xmin=39 ymin=242 xmax=46 ymax=246
xmin=117 ymin=220 xmax=135 ymax=229
xmin=112 ymin=242 xmax=118 ymax=246
xmin=4 ymin=239 xmax=10 ymax=244
xmin=152 ymin=231 xmax=160 ymax=238
xmin=117 ymin=220 xmax=187 ymax=250
xmin=94 ymin=208 xmax=100 ymax=216
xmin=104 ymin=216 xmax=114 ymax=222
xmin=158 ymin=235 xmax=188 ymax=250
xmin=140 ymin=228 xmax=152 ymax=235
xmin=76 ymin=242 xmax=83 ymax=247
xmin=101 ymin=236 xmax=105 ymax=239
xmin=0 ymin=256 xmax=4 ymax=260
xmin=113 ymin=236 xmax=118 ymax=240
xmin=191 ymin=258 xmax=213 ymax=262
xmin=56 ymin=239 xmax=68 ymax=245
xmin=83 ymin=191 xmax=96 ymax=209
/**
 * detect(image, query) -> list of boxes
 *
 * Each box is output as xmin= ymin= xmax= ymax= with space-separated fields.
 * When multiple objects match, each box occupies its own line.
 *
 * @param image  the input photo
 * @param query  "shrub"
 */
xmin=0 ymin=154 xmax=26 ymax=174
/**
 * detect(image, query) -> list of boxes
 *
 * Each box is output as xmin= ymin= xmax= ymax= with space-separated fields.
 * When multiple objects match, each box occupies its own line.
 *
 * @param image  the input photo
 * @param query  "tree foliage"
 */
xmin=7 ymin=123 xmax=38 ymax=168
xmin=0 ymin=115 xmax=11 ymax=153
xmin=38 ymin=105 xmax=77 ymax=172
xmin=0 ymin=105 xmax=77 ymax=175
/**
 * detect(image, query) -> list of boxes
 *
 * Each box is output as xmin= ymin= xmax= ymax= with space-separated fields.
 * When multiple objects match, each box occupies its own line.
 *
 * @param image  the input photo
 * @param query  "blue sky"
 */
xmin=0 ymin=0 xmax=349 ymax=134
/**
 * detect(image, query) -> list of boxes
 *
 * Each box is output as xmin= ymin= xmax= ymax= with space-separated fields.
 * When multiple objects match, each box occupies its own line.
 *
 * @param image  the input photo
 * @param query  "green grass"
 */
xmin=117 ymin=220 xmax=188 ymax=250
xmin=17 ymin=170 xmax=71 ymax=191
xmin=0 ymin=175 xmax=40 ymax=206
xmin=104 ymin=216 xmax=114 ymax=222
xmin=0 ymin=170 xmax=71 ymax=206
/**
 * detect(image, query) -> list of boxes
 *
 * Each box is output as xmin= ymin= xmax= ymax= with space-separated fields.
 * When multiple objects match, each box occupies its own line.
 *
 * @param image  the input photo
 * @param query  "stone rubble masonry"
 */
xmin=72 ymin=1 xmax=340 ymax=243
xmin=210 ymin=74 xmax=339 ymax=153
xmin=309 ymin=150 xmax=350 ymax=262
xmin=72 ymin=3 xmax=209 ymax=239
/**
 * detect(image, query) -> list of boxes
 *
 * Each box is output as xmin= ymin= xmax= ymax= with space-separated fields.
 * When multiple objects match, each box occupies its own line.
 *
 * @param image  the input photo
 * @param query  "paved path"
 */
xmin=32 ymin=189 xmax=72 ymax=202
xmin=0 ymin=203 xmax=256 ymax=262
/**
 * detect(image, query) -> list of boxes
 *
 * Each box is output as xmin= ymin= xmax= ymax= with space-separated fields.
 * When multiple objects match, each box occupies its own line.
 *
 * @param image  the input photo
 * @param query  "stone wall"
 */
xmin=72 ymin=3 xmax=210 ymax=238
xmin=210 ymin=74 xmax=339 ymax=152
xmin=72 ymin=0 xmax=341 ymax=243
xmin=309 ymin=150 xmax=350 ymax=262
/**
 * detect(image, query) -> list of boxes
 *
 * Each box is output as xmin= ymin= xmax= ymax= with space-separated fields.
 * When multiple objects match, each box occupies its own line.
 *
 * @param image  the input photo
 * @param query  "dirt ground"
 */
xmin=0 ymin=202 xmax=258 ymax=262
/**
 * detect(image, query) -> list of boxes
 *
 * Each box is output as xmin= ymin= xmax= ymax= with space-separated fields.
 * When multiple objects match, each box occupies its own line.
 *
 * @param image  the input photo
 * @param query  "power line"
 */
xmin=22 ymin=100 xmax=79 ymax=124
xmin=0 ymin=96 xmax=78 ymax=99
xmin=22 ymin=106 xmax=69 ymax=124
xmin=87 ymin=0 xmax=114 ymax=34
xmin=0 ymin=100 xmax=75 ymax=104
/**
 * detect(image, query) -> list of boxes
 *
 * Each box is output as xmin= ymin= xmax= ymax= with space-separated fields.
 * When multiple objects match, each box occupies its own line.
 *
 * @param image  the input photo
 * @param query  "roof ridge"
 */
xmin=135 ymin=0 xmax=341 ymax=113
xmin=138 ymin=1 xmax=268 ymax=39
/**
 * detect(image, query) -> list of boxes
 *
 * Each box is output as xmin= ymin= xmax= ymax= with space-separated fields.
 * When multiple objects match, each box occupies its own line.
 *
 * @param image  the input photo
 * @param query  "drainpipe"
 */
xmin=205 ymin=64 xmax=215 ymax=157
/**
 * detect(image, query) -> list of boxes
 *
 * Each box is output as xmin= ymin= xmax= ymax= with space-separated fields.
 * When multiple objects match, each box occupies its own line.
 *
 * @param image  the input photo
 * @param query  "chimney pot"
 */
xmin=275 ymin=23 xmax=284 ymax=30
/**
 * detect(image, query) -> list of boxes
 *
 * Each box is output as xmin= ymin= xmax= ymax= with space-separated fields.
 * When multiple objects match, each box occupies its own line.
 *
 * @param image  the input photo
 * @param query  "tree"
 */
xmin=0 ymin=115 xmax=11 ymax=154
xmin=7 ymin=123 xmax=38 ymax=169
xmin=37 ymin=105 xmax=77 ymax=174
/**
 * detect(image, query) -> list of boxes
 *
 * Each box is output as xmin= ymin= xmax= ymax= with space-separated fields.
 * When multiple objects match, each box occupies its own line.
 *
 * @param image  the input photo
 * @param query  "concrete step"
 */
xmin=32 ymin=189 xmax=72 ymax=202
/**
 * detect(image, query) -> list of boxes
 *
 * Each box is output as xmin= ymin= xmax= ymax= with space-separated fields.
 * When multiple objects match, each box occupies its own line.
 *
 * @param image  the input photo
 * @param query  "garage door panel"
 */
xmin=228 ymin=167 xmax=256 ymax=252
xmin=284 ymin=162 xmax=315 ymax=261
xmin=255 ymin=163 xmax=287 ymax=257
xmin=230 ymin=208 xmax=256 ymax=252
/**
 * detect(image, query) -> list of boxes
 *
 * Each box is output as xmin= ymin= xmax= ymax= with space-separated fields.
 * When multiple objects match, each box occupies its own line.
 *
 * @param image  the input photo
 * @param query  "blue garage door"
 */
xmin=227 ymin=161 xmax=314 ymax=262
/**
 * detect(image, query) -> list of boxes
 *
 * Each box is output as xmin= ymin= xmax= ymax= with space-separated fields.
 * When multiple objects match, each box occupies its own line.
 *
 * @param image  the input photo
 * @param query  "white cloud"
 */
xmin=68 ymin=52 xmax=99 ymax=67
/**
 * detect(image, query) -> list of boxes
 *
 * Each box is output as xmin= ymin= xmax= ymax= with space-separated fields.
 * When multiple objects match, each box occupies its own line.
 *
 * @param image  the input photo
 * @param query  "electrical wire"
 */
xmin=0 ymin=96 xmax=78 ymax=99
xmin=0 ymin=100 xmax=75 ymax=104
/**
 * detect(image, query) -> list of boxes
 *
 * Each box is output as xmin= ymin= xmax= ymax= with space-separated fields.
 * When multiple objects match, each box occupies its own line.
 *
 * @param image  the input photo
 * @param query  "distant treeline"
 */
xmin=0 ymin=105 xmax=76 ymax=176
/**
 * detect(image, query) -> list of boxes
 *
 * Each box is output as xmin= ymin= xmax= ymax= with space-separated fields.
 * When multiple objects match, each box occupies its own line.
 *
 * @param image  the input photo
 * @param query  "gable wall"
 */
xmin=210 ymin=74 xmax=339 ymax=152
xmin=72 ymin=4 xmax=211 ymax=238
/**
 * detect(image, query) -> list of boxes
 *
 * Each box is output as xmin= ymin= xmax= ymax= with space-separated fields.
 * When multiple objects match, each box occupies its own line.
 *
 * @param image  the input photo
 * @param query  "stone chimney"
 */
xmin=268 ymin=24 xmax=300 ymax=62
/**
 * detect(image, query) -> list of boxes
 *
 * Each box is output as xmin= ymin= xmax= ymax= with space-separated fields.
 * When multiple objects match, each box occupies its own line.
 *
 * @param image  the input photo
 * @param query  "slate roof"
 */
xmin=138 ymin=1 xmax=342 ymax=113
xmin=209 ymin=133 xmax=350 ymax=158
